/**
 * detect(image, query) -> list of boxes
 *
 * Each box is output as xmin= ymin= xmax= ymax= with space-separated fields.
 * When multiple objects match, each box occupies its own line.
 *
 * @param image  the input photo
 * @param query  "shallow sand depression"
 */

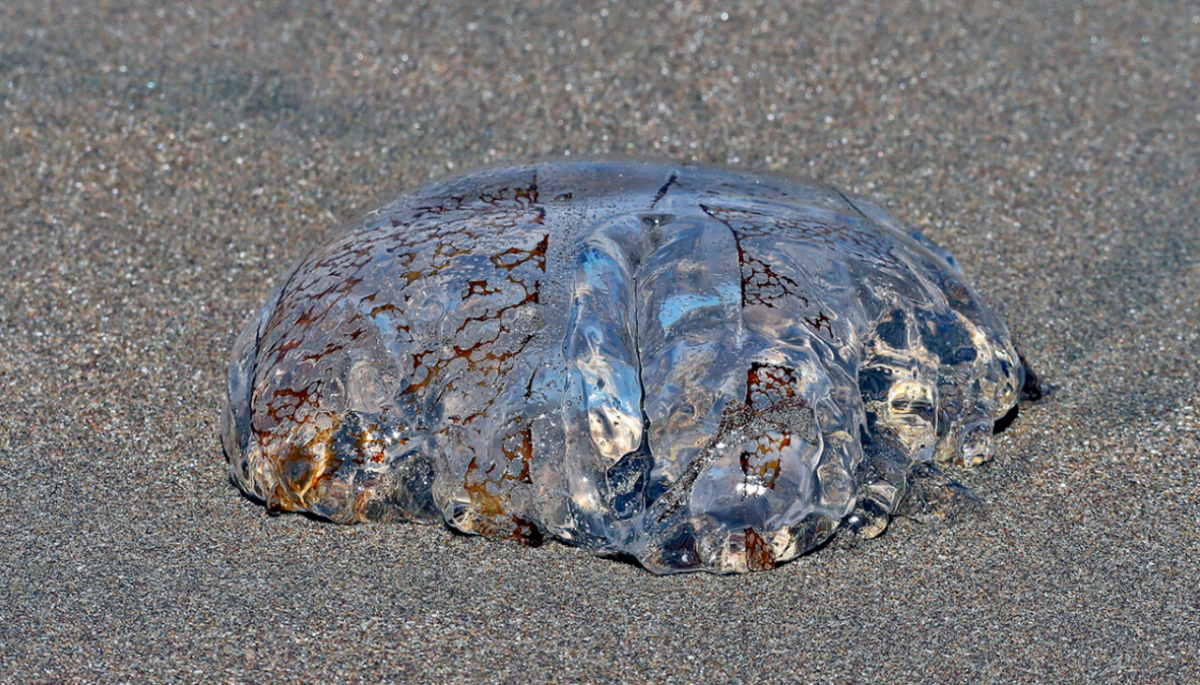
xmin=2 ymin=0 xmax=1198 ymax=682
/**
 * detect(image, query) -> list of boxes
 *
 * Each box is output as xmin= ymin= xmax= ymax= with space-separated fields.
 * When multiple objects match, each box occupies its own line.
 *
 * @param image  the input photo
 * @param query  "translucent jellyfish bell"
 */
xmin=222 ymin=160 xmax=1031 ymax=574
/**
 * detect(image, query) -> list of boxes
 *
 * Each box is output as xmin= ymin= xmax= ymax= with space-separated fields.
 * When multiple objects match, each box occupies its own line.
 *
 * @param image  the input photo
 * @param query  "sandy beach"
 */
xmin=2 ymin=1 xmax=1198 ymax=682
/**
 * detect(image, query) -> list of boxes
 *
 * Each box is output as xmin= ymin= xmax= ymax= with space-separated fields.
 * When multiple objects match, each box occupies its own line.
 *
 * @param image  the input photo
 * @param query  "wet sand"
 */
xmin=2 ymin=1 xmax=1198 ymax=683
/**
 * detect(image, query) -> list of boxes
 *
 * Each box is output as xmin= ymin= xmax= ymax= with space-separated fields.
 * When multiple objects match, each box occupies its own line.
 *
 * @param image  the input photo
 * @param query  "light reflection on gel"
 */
xmin=222 ymin=160 xmax=1035 ymax=574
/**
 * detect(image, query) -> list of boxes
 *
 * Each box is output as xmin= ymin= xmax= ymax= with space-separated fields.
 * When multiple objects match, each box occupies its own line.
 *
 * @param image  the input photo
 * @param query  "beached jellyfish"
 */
xmin=222 ymin=160 xmax=1034 ymax=574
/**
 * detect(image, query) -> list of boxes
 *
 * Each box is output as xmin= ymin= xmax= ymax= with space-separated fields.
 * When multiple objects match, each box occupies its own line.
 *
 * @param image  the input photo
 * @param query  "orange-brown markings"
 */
xmin=402 ymin=233 xmax=548 ymax=426
xmin=433 ymin=240 xmax=473 ymax=260
xmin=745 ymin=362 xmax=801 ymax=408
xmin=366 ymin=301 xmax=398 ymax=317
xmin=772 ymin=214 xmax=898 ymax=266
xmin=306 ymin=276 xmax=365 ymax=305
xmin=253 ymin=181 xmax=548 ymax=523
xmin=411 ymin=195 xmax=469 ymax=220
xmin=400 ymin=330 xmax=537 ymax=403
xmin=703 ymin=204 xmax=900 ymax=266
xmin=454 ymin=274 xmax=541 ymax=335
xmin=700 ymin=205 xmax=815 ymax=313
xmin=462 ymin=417 xmax=542 ymax=544
xmin=499 ymin=417 xmax=536 ymax=485
xmin=252 ymin=372 xmax=339 ymax=513
xmin=389 ymin=239 xmax=475 ymax=288
xmin=743 ymin=527 xmax=777 ymax=571
xmin=301 ymin=341 xmax=345 ymax=364
xmin=264 ymin=192 xmax=545 ymax=387
xmin=354 ymin=423 xmax=387 ymax=465
xmin=804 ymin=311 xmax=836 ymax=340
xmin=465 ymin=280 xmax=502 ymax=298
xmin=411 ymin=178 xmax=538 ymax=221
xmin=739 ymin=434 xmax=787 ymax=489
xmin=463 ymin=423 xmax=534 ymax=509
xmin=701 ymin=204 xmax=906 ymax=342
xmin=490 ymin=233 xmax=549 ymax=271
xmin=261 ymin=235 xmax=384 ymax=369
xmin=273 ymin=336 xmax=303 ymax=363
xmin=658 ymin=367 xmax=810 ymax=521
xmin=480 ymin=182 xmax=539 ymax=208
xmin=739 ymin=251 xmax=811 ymax=309
xmin=739 ymin=363 xmax=804 ymax=491
xmin=464 ymin=458 xmax=506 ymax=519
xmin=268 ymin=416 xmax=341 ymax=513
xmin=263 ymin=381 xmax=323 ymax=427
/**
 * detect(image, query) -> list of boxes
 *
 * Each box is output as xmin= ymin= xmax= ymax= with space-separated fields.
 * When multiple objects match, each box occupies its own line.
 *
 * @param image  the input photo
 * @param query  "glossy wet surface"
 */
xmin=224 ymin=161 xmax=1024 ymax=573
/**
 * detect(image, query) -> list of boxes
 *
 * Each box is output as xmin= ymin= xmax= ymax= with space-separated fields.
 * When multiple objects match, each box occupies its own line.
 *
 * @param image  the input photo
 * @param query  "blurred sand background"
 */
xmin=2 ymin=1 xmax=1198 ymax=683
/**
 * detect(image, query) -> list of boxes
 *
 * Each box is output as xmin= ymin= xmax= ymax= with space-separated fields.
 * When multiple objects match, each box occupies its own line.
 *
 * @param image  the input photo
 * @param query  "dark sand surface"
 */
xmin=2 ymin=1 xmax=1199 ymax=683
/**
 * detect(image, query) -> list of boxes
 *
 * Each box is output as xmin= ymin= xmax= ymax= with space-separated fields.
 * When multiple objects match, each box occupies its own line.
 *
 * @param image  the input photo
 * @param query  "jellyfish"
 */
xmin=222 ymin=160 xmax=1033 ymax=574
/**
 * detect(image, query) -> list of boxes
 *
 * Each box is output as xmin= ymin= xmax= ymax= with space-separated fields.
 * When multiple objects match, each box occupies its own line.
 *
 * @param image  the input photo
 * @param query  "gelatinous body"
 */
xmin=222 ymin=160 xmax=1027 ymax=574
